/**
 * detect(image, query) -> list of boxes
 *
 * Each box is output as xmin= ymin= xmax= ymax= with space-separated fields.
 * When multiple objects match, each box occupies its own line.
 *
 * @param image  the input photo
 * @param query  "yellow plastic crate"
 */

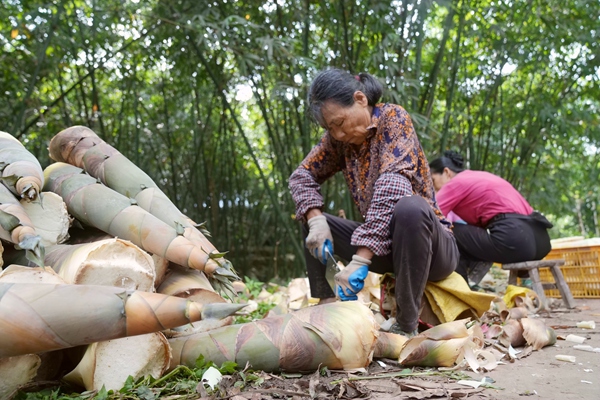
xmin=539 ymin=239 xmax=600 ymax=298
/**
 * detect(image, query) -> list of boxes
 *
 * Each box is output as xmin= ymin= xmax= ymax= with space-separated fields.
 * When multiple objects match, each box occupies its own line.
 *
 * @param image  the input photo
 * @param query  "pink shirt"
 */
xmin=435 ymin=170 xmax=533 ymax=227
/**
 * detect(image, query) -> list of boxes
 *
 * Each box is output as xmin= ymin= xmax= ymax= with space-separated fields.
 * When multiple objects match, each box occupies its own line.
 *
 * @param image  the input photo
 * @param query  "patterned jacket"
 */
xmin=289 ymin=103 xmax=451 ymax=256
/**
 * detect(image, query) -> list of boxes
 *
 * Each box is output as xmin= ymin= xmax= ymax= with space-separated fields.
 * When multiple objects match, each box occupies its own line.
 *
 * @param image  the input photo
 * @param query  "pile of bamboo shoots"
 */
xmin=0 ymin=127 xmax=247 ymax=395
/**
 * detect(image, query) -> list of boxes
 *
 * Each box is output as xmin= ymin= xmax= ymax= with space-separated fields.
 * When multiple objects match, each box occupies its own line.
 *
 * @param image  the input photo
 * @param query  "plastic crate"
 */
xmin=539 ymin=239 xmax=600 ymax=298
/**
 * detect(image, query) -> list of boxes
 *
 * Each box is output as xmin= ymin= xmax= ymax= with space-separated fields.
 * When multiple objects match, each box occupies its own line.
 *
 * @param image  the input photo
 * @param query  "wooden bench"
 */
xmin=501 ymin=259 xmax=575 ymax=309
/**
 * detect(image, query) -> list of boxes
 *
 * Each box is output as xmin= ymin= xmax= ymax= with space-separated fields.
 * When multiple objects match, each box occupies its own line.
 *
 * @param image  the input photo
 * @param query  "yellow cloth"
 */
xmin=424 ymin=272 xmax=497 ymax=323
xmin=502 ymin=284 xmax=533 ymax=308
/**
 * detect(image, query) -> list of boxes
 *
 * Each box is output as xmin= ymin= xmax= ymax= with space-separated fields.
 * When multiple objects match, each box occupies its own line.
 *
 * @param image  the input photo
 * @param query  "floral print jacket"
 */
xmin=289 ymin=103 xmax=451 ymax=256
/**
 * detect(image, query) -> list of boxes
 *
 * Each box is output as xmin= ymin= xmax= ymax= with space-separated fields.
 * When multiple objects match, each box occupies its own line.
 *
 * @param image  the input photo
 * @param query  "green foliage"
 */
xmin=16 ymin=357 xmax=240 ymax=400
xmin=1 ymin=0 xmax=598 ymax=286
xmin=232 ymin=277 xmax=277 ymax=323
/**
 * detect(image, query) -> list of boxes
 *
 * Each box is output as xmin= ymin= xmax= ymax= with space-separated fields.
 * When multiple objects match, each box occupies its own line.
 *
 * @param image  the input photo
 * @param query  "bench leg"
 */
xmin=528 ymin=268 xmax=548 ymax=311
xmin=508 ymin=271 xmax=518 ymax=285
xmin=549 ymin=265 xmax=575 ymax=309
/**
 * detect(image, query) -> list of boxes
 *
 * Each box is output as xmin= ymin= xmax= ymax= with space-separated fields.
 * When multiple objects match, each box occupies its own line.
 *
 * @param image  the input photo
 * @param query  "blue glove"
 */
xmin=305 ymin=215 xmax=333 ymax=264
xmin=335 ymin=255 xmax=371 ymax=301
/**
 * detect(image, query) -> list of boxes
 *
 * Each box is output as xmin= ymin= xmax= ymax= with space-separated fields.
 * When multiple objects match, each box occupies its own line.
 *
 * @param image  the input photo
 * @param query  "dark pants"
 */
xmin=452 ymin=215 xmax=552 ymax=281
xmin=302 ymin=196 xmax=459 ymax=332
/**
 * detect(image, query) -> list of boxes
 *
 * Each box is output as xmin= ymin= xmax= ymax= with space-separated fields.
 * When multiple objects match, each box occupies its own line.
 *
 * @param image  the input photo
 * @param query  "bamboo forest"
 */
xmin=2 ymin=0 xmax=599 ymax=282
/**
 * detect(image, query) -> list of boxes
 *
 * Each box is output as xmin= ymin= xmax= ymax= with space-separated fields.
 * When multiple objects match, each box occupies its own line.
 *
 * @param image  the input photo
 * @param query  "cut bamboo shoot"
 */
xmin=0 ymin=354 xmax=41 ymax=399
xmin=20 ymin=192 xmax=70 ymax=246
xmin=45 ymin=238 xmax=155 ymax=291
xmin=63 ymin=332 xmax=170 ymax=391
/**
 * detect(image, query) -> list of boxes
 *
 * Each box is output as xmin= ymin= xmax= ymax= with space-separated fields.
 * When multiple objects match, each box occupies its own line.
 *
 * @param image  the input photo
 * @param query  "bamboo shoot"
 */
xmin=48 ymin=126 xmax=237 ymax=289
xmin=0 ymin=131 xmax=44 ymax=201
xmin=0 ymin=282 xmax=243 ymax=358
xmin=63 ymin=333 xmax=170 ymax=392
xmin=168 ymin=301 xmax=379 ymax=373
xmin=43 ymin=162 xmax=229 ymax=279
xmin=45 ymin=238 xmax=155 ymax=291
xmin=0 ymin=183 xmax=44 ymax=266
xmin=20 ymin=191 xmax=70 ymax=246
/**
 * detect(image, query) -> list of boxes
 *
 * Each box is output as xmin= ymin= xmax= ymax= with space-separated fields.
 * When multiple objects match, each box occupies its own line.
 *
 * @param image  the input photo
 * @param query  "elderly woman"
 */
xmin=288 ymin=68 xmax=459 ymax=337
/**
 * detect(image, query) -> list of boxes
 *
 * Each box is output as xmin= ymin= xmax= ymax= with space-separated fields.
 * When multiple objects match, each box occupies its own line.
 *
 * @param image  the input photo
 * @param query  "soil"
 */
xmin=223 ymin=298 xmax=600 ymax=400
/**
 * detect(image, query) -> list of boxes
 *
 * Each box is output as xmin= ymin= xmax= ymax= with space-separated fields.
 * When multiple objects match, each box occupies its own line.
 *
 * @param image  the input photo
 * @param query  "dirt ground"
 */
xmin=223 ymin=297 xmax=599 ymax=400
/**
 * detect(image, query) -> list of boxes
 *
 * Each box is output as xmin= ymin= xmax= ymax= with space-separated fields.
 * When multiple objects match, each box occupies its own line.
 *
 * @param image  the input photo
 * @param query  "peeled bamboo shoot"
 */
xmin=0 ymin=282 xmax=243 ymax=358
xmin=168 ymin=301 xmax=379 ymax=373
xmin=0 ymin=131 xmax=44 ymax=200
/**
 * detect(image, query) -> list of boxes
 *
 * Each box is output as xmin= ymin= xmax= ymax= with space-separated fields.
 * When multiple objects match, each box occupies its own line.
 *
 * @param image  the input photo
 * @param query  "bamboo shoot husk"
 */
xmin=521 ymin=318 xmax=557 ymax=350
xmin=0 ymin=354 xmax=41 ymax=399
xmin=158 ymin=264 xmax=233 ymax=337
xmin=0 ymin=282 xmax=243 ymax=358
xmin=43 ymin=162 xmax=221 ymax=276
xmin=500 ymin=319 xmax=526 ymax=347
xmin=399 ymin=319 xmax=483 ymax=368
xmin=373 ymin=331 xmax=408 ymax=359
xmin=45 ymin=238 xmax=155 ymax=291
xmin=0 ymin=183 xmax=44 ymax=266
xmin=19 ymin=192 xmax=70 ymax=246
xmin=0 ymin=131 xmax=44 ymax=201
xmin=168 ymin=301 xmax=379 ymax=373
xmin=63 ymin=332 xmax=170 ymax=391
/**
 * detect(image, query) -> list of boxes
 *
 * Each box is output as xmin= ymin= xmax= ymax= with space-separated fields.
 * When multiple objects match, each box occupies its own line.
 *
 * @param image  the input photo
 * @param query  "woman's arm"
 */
xmin=289 ymin=133 xmax=344 ymax=222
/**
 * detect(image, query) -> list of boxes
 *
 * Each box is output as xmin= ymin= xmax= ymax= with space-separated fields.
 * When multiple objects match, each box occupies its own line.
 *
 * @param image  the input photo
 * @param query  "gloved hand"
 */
xmin=335 ymin=254 xmax=371 ymax=301
xmin=305 ymin=215 xmax=333 ymax=264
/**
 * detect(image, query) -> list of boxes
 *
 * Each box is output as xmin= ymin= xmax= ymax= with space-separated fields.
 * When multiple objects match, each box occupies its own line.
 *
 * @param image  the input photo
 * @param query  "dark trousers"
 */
xmin=302 ymin=196 xmax=459 ymax=332
xmin=452 ymin=216 xmax=552 ymax=280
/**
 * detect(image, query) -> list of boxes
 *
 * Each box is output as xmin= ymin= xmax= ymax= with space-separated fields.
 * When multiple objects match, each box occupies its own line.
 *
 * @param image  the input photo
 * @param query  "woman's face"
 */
xmin=431 ymin=167 xmax=454 ymax=192
xmin=320 ymin=91 xmax=372 ymax=145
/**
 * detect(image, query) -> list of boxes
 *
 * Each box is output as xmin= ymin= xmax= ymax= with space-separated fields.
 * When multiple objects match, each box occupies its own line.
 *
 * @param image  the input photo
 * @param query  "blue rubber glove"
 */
xmin=335 ymin=254 xmax=371 ymax=301
xmin=305 ymin=215 xmax=333 ymax=264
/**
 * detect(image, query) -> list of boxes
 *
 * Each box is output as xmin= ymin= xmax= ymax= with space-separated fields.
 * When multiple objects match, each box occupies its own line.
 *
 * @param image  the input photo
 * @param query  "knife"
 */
xmin=324 ymin=248 xmax=341 ymax=291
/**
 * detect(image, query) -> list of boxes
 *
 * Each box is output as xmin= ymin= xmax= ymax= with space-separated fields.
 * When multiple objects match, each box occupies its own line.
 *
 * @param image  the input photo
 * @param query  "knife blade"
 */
xmin=324 ymin=248 xmax=341 ymax=291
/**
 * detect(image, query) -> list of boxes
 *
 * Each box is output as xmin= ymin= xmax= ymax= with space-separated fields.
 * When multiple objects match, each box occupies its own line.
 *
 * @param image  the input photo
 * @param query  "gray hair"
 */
xmin=308 ymin=69 xmax=384 ymax=127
